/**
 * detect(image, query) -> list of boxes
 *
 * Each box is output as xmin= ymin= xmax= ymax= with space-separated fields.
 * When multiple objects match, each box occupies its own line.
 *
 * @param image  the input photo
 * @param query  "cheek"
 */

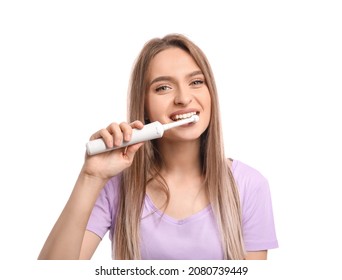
xmin=203 ymin=92 xmax=212 ymax=118
xmin=145 ymin=94 xmax=154 ymax=117
xmin=145 ymin=95 xmax=162 ymax=121
xmin=201 ymin=95 xmax=212 ymax=130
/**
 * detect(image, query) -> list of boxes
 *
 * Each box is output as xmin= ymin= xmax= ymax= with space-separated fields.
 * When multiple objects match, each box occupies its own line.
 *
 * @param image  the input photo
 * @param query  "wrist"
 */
xmin=80 ymin=160 xmax=112 ymax=179
xmin=77 ymin=169 xmax=109 ymax=191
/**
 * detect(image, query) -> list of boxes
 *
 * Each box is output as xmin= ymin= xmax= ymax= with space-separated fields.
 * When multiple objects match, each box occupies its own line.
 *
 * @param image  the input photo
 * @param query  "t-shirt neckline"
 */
xmin=144 ymin=194 xmax=212 ymax=225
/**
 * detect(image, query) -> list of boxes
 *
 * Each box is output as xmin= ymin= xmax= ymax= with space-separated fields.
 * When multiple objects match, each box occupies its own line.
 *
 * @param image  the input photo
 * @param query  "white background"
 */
xmin=1 ymin=0 xmax=341 ymax=279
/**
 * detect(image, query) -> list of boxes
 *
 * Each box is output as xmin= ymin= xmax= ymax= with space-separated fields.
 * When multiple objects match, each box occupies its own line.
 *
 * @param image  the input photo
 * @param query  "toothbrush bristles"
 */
xmin=163 ymin=115 xmax=199 ymax=131
xmin=192 ymin=115 xmax=199 ymax=123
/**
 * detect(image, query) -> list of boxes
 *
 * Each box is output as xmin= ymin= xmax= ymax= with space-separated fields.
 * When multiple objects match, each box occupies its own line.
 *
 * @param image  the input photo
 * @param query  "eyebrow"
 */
xmin=149 ymin=70 xmax=204 ymax=86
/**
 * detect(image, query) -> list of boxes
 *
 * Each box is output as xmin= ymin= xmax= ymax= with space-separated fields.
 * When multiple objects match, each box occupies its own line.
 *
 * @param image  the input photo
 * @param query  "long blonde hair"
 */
xmin=114 ymin=34 xmax=245 ymax=259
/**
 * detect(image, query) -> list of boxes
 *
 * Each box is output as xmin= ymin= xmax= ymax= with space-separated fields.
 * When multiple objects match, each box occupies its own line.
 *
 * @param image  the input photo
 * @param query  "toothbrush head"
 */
xmin=163 ymin=114 xmax=200 ymax=131
xmin=192 ymin=114 xmax=200 ymax=123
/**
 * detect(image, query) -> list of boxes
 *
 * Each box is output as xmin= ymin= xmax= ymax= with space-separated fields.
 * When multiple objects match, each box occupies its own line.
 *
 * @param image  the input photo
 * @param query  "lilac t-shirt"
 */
xmin=86 ymin=160 xmax=278 ymax=259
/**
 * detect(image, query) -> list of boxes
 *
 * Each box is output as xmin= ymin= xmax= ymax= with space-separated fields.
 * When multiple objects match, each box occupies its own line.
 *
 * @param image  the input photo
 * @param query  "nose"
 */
xmin=174 ymin=86 xmax=192 ymax=106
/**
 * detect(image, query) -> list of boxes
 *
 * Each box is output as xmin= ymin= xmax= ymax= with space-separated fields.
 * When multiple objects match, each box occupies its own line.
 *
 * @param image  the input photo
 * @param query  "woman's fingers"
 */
xmin=83 ymin=120 xmax=145 ymax=179
xmin=117 ymin=121 xmax=144 ymax=143
xmin=90 ymin=127 xmax=115 ymax=148
xmin=119 ymin=122 xmax=133 ymax=142
xmin=130 ymin=120 xmax=144 ymax=129
xmin=107 ymin=122 xmax=125 ymax=147
xmin=89 ymin=120 xmax=144 ymax=150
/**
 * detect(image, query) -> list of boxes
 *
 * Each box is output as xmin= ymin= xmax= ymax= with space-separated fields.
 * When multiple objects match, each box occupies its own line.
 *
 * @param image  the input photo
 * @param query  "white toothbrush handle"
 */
xmin=86 ymin=121 xmax=164 ymax=156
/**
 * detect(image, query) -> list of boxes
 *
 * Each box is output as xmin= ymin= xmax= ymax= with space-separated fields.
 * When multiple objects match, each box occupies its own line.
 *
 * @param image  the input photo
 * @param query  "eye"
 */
xmin=155 ymin=85 xmax=172 ymax=93
xmin=190 ymin=79 xmax=205 ymax=87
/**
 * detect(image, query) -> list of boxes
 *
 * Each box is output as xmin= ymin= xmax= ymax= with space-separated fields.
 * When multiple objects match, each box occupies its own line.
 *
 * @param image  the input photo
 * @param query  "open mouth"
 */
xmin=171 ymin=111 xmax=199 ymax=121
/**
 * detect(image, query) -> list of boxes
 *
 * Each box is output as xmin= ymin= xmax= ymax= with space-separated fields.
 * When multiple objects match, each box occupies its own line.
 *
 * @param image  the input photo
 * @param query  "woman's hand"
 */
xmin=81 ymin=120 xmax=144 ymax=180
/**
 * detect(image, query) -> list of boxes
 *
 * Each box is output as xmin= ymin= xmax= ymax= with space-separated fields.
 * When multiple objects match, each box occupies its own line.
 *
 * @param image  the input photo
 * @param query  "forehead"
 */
xmin=148 ymin=47 xmax=200 ymax=78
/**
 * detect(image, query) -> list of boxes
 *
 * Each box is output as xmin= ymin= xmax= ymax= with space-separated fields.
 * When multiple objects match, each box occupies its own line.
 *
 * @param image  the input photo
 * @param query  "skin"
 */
xmin=38 ymin=47 xmax=267 ymax=260
xmin=145 ymin=47 xmax=211 ymax=219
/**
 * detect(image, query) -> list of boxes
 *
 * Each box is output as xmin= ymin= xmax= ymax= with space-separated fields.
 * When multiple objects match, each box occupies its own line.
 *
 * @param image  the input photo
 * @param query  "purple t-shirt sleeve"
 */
xmin=86 ymin=175 xmax=120 ymax=240
xmin=232 ymin=160 xmax=278 ymax=251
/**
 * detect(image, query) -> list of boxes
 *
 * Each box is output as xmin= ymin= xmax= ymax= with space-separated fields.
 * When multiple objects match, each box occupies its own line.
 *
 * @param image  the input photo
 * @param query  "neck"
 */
xmin=157 ymin=139 xmax=202 ymax=178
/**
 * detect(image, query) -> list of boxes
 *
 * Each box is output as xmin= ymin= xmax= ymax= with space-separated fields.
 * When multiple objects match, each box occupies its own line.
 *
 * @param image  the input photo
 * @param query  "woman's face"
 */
xmin=145 ymin=47 xmax=211 ymax=142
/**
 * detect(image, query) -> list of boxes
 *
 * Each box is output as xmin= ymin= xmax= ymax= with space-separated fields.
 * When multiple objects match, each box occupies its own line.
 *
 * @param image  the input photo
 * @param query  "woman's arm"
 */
xmin=38 ymin=173 xmax=106 ymax=259
xmin=38 ymin=121 xmax=144 ymax=259
xmin=245 ymin=250 xmax=268 ymax=260
xmin=79 ymin=230 xmax=102 ymax=259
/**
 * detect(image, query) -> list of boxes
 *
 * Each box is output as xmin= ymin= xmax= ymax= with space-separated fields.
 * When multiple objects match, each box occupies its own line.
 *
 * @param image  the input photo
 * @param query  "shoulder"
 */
xmin=230 ymin=159 xmax=270 ymax=201
xmin=231 ymin=159 xmax=268 ymax=186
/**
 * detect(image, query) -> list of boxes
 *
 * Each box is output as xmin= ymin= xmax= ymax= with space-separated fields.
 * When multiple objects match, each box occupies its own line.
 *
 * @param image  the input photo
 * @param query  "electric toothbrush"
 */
xmin=86 ymin=115 xmax=200 ymax=156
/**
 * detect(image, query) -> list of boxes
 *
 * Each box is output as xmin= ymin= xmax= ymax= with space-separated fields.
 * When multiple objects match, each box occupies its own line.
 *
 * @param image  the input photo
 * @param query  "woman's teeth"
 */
xmin=172 ymin=112 xmax=197 ymax=121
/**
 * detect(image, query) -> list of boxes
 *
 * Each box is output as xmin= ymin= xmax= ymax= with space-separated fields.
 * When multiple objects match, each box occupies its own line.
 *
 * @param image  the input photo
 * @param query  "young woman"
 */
xmin=38 ymin=34 xmax=278 ymax=260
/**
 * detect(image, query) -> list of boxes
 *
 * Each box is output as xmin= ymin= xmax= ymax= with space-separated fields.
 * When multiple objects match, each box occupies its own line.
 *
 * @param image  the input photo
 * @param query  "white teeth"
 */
xmin=173 ymin=112 xmax=197 ymax=121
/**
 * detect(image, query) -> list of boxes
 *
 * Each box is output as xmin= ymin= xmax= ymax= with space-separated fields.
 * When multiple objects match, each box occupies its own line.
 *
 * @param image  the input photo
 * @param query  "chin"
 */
xmin=166 ymin=131 xmax=203 ymax=142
